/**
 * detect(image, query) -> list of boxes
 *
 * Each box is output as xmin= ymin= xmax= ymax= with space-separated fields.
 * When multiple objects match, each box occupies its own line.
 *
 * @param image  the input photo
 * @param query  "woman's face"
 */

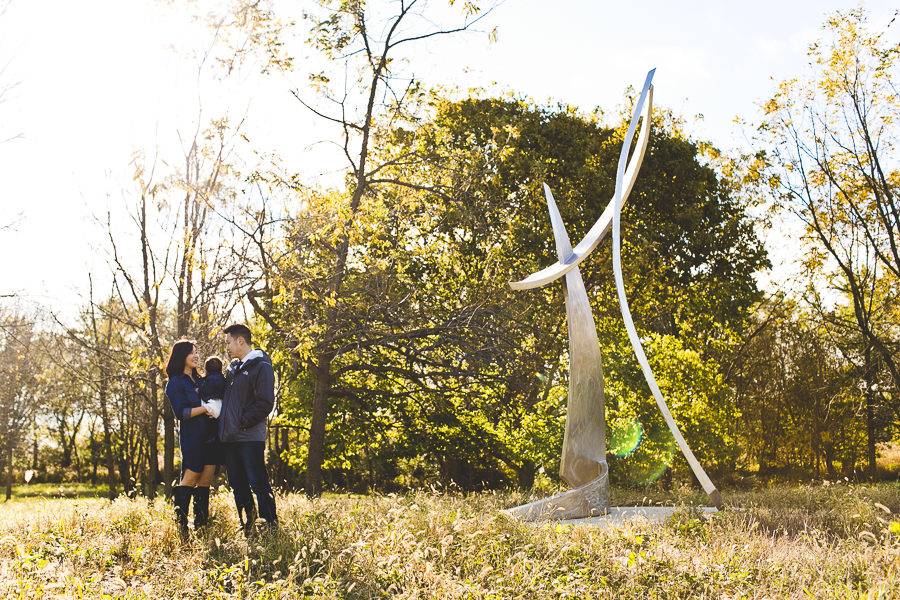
xmin=184 ymin=346 xmax=200 ymax=373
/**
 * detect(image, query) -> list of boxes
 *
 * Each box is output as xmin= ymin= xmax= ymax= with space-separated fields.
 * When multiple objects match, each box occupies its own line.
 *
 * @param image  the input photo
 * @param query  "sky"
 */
xmin=0 ymin=0 xmax=897 ymax=315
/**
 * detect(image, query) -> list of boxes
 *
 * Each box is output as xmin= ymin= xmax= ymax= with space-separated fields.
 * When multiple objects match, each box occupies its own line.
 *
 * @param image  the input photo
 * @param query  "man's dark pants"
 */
xmin=223 ymin=441 xmax=278 ymax=525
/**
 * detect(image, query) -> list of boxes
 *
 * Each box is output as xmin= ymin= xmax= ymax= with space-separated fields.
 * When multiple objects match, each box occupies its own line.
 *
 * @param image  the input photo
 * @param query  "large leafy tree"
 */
xmin=422 ymin=96 xmax=767 ymax=346
xmin=265 ymin=93 xmax=767 ymax=491
xmin=398 ymin=96 xmax=767 ymax=484
xmin=248 ymin=0 xmax=499 ymax=496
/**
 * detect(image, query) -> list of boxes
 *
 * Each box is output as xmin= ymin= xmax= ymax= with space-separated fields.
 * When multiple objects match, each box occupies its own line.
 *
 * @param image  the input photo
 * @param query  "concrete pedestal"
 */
xmin=555 ymin=506 xmax=718 ymax=529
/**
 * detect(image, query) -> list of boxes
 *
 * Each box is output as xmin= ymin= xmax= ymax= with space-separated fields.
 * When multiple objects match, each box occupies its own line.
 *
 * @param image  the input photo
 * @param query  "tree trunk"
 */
xmin=271 ymin=426 xmax=293 ymax=490
xmin=512 ymin=459 xmax=536 ymax=490
xmin=813 ymin=398 xmax=821 ymax=478
xmin=72 ymin=439 xmax=81 ymax=479
xmin=306 ymin=355 xmax=332 ymax=497
xmin=824 ymin=442 xmax=836 ymax=479
xmin=61 ymin=441 xmax=72 ymax=469
xmin=5 ymin=442 xmax=12 ymax=501
xmin=119 ymin=452 xmax=133 ymax=498
xmin=99 ymin=379 xmax=117 ymax=501
xmin=31 ymin=416 xmax=38 ymax=470
xmin=866 ymin=391 xmax=877 ymax=481
xmin=864 ymin=347 xmax=878 ymax=481
xmin=89 ymin=429 xmax=98 ymax=485
xmin=147 ymin=376 xmax=159 ymax=499
xmin=442 ymin=457 xmax=472 ymax=491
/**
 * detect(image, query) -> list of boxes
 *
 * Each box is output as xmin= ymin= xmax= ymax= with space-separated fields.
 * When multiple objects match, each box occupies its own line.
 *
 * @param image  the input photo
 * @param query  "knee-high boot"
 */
xmin=193 ymin=487 xmax=210 ymax=529
xmin=173 ymin=486 xmax=193 ymax=534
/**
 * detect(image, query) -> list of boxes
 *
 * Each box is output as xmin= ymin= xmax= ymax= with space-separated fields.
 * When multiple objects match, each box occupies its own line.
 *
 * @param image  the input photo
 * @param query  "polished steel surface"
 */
xmin=505 ymin=461 xmax=609 ymax=521
xmin=543 ymin=184 xmax=606 ymax=488
xmin=507 ymin=186 xmax=610 ymax=521
xmin=610 ymin=70 xmax=722 ymax=507
xmin=506 ymin=70 xmax=723 ymax=520
xmin=509 ymin=84 xmax=654 ymax=291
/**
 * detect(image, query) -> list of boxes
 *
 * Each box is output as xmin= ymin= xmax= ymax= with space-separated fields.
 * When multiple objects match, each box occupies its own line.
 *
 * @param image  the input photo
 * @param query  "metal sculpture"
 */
xmin=506 ymin=70 xmax=722 ymax=521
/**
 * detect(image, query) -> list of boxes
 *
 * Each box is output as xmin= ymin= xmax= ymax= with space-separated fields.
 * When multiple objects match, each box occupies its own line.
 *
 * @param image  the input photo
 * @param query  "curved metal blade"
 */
xmin=544 ymin=183 xmax=574 ymax=263
xmin=509 ymin=81 xmax=654 ymax=290
xmin=610 ymin=69 xmax=723 ymax=508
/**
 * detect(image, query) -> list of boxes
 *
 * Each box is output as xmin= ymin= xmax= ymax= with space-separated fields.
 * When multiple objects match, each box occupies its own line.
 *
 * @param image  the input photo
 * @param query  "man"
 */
xmin=220 ymin=323 xmax=278 ymax=532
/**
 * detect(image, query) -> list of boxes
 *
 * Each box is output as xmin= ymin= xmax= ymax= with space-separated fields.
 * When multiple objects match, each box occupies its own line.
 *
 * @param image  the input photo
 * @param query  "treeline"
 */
xmin=0 ymin=2 xmax=897 ymax=498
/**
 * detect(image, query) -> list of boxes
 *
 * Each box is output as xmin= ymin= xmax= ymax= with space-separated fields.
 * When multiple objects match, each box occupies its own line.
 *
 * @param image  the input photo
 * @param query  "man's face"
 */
xmin=225 ymin=333 xmax=242 ymax=359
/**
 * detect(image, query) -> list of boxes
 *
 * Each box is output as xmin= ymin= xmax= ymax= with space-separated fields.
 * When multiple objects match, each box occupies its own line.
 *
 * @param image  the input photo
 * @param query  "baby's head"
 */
xmin=205 ymin=356 xmax=223 ymax=375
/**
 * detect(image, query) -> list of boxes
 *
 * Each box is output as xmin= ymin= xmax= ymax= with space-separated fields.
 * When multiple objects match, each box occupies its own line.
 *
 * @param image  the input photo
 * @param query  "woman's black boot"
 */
xmin=193 ymin=487 xmax=210 ymax=530
xmin=173 ymin=486 xmax=192 ymax=535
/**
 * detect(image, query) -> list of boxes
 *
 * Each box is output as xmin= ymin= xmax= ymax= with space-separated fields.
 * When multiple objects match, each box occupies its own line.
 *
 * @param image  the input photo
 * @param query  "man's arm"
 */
xmin=238 ymin=363 xmax=275 ymax=430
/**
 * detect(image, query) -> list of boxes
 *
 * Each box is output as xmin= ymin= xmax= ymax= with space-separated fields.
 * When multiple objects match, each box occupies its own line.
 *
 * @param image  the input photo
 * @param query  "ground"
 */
xmin=1 ymin=482 xmax=899 ymax=598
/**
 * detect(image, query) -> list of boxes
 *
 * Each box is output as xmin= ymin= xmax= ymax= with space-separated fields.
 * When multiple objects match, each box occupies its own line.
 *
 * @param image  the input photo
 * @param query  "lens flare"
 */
xmin=608 ymin=417 xmax=643 ymax=458
xmin=626 ymin=426 xmax=676 ymax=486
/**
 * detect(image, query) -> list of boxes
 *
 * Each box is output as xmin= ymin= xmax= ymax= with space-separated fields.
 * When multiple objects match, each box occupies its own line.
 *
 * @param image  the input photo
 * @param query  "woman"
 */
xmin=164 ymin=340 xmax=219 ymax=534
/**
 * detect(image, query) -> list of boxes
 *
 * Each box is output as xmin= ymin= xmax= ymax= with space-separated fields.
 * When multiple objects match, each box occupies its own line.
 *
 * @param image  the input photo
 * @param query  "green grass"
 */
xmin=1 ymin=482 xmax=123 ymax=502
xmin=1 ymin=482 xmax=899 ymax=598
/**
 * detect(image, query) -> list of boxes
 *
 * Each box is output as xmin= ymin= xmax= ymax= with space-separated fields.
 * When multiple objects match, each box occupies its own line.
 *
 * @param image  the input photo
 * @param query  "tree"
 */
xmin=258 ymin=91 xmax=767 ymax=492
xmin=759 ymin=5 xmax=900 ymax=479
xmin=41 ymin=335 xmax=90 ymax=475
xmin=405 ymin=96 xmax=766 ymax=485
xmin=109 ymin=118 xmax=245 ymax=496
xmin=55 ymin=279 xmax=157 ymax=499
xmin=251 ymin=0 xmax=497 ymax=496
xmin=79 ymin=285 xmax=124 ymax=501
xmin=725 ymin=293 xmax=877 ymax=479
xmin=96 ymin=3 xmax=267 ymax=495
xmin=0 ymin=307 xmax=41 ymax=500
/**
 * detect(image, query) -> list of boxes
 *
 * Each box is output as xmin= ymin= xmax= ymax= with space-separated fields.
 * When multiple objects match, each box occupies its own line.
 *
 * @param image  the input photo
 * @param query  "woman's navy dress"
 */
xmin=165 ymin=374 xmax=223 ymax=473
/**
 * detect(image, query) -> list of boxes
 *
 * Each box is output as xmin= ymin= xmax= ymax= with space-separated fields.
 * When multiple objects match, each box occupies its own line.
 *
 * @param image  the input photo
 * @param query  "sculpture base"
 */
xmin=512 ymin=505 xmax=719 ymax=529
xmin=504 ymin=469 xmax=610 ymax=521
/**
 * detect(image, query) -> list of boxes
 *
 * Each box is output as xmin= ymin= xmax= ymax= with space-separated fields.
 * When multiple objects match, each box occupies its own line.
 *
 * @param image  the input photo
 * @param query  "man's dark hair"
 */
xmin=223 ymin=324 xmax=253 ymax=347
xmin=205 ymin=356 xmax=223 ymax=375
xmin=165 ymin=339 xmax=198 ymax=380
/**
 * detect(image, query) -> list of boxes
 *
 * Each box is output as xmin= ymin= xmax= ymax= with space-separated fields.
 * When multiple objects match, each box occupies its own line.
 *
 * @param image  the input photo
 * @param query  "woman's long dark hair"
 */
xmin=165 ymin=339 xmax=199 ymax=380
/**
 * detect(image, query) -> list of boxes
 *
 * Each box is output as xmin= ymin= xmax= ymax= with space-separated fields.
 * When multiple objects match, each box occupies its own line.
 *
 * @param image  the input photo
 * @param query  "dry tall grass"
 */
xmin=1 ymin=482 xmax=899 ymax=599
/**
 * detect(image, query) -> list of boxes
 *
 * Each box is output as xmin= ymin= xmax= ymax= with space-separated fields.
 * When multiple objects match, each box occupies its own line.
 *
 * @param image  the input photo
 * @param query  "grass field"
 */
xmin=1 ymin=482 xmax=129 ymax=503
xmin=1 ymin=482 xmax=899 ymax=599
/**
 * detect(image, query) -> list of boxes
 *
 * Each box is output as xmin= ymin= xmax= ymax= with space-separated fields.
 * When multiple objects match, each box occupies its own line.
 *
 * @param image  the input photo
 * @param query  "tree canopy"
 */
xmin=257 ymin=93 xmax=768 ymax=491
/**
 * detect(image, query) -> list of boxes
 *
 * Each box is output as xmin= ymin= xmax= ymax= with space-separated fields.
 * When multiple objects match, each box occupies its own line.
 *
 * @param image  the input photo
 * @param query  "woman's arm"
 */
xmin=165 ymin=379 xmax=208 ymax=421
xmin=187 ymin=405 xmax=209 ymax=418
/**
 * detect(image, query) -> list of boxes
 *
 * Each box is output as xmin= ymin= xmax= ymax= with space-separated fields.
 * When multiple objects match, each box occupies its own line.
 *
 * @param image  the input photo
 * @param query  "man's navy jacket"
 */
xmin=218 ymin=349 xmax=275 ymax=443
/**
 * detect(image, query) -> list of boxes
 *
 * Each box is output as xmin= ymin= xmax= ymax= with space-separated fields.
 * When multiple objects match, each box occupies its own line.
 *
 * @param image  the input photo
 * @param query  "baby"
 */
xmin=199 ymin=357 xmax=225 ymax=422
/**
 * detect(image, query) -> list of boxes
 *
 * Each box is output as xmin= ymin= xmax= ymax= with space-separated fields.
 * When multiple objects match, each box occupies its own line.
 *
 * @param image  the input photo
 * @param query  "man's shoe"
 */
xmin=262 ymin=521 xmax=279 ymax=536
xmin=239 ymin=503 xmax=258 ymax=537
